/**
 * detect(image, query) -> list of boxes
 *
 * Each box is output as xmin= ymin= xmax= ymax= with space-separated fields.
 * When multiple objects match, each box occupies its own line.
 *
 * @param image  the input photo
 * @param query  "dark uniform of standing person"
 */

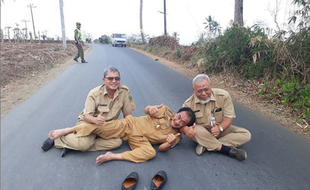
xmin=181 ymin=74 xmax=251 ymax=161
xmin=73 ymin=22 xmax=87 ymax=63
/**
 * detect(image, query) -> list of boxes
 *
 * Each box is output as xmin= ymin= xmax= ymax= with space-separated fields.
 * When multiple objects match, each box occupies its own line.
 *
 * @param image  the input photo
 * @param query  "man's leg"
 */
xmin=75 ymin=115 xmax=134 ymax=139
xmin=76 ymin=44 xmax=85 ymax=62
xmin=96 ymin=135 xmax=155 ymax=165
xmin=49 ymin=127 xmax=76 ymax=139
xmin=79 ymin=45 xmax=85 ymax=62
xmin=96 ymin=152 xmax=123 ymax=165
xmin=193 ymin=125 xmax=248 ymax=161
xmin=74 ymin=44 xmax=80 ymax=61
xmin=87 ymin=138 xmax=122 ymax=151
xmin=193 ymin=125 xmax=222 ymax=152
xmin=54 ymin=133 xmax=96 ymax=151
xmin=217 ymin=125 xmax=251 ymax=147
xmin=121 ymin=136 xmax=156 ymax=163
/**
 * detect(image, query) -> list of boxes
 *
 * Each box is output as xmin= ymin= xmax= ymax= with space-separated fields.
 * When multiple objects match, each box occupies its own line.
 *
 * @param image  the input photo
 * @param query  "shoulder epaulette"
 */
xmin=120 ymin=85 xmax=129 ymax=91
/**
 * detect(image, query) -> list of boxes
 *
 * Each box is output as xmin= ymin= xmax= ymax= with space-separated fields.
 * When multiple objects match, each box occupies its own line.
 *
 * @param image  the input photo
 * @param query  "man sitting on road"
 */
xmin=180 ymin=74 xmax=251 ymax=161
xmin=41 ymin=65 xmax=136 ymax=157
xmin=43 ymin=104 xmax=196 ymax=165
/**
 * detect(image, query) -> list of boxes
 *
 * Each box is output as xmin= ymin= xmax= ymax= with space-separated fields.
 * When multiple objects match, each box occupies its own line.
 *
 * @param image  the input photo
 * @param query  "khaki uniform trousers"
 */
xmin=74 ymin=43 xmax=85 ymax=61
xmin=75 ymin=115 xmax=157 ymax=163
xmin=54 ymin=133 xmax=122 ymax=151
xmin=193 ymin=124 xmax=251 ymax=151
xmin=54 ymin=121 xmax=122 ymax=151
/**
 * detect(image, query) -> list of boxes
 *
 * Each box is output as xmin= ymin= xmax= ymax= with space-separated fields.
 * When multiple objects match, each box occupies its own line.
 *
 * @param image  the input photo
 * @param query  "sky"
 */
xmin=1 ymin=0 xmax=293 ymax=45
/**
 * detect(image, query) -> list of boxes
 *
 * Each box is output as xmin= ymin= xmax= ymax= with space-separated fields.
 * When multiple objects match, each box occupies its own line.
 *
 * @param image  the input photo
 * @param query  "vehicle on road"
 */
xmin=111 ymin=33 xmax=127 ymax=47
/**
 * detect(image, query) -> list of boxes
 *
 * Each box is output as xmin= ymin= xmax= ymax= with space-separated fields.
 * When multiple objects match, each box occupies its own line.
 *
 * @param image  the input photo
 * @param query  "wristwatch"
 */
xmin=219 ymin=125 xmax=224 ymax=132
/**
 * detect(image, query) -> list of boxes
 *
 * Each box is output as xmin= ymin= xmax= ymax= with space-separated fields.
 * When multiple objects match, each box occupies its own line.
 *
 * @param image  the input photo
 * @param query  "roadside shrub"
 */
xmin=174 ymin=48 xmax=182 ymax=59
xmin=54 ymin=46 xmax=61 ymax=51
xmin=149 ymin=35 xmax=178 ymax=49
xmin=258 ymin=77 xmax=310 ymax=121
xmin=201 ymin=24 xmax=273 ymax=78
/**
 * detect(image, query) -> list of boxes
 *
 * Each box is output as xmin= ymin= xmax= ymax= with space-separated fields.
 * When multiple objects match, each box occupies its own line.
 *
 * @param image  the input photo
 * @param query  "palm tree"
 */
xmin=234 ymin=0 xmax=244 ymax=26
xmin=172 ymin=31 xmax=179 ymax=42
xmin=140 ymin=0 xmax=145 ymax=44
xmin=0 ymin=29 xmax=4 ymax=43
xmin=5 ymin=26 xmax=12 ymax=41
xmin=203 ymin=16 xmax=221 ymax=37
xmin=203 ymin=16 xmax=213 ymax=31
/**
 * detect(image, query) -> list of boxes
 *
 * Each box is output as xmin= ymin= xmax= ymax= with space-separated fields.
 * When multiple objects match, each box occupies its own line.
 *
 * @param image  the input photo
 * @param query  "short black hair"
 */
xmin=177 ymin=107 xmax=196 ymax=126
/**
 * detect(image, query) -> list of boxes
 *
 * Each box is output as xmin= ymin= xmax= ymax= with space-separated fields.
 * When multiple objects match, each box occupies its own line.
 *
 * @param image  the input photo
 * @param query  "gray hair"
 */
xmin=192 ymin=74 xmax=210 ymax=86
xmin=103 ymin=65 xmax=120 ymax=77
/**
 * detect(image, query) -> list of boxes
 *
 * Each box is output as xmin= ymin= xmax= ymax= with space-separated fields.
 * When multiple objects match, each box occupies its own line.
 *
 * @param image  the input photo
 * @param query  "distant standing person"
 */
xmin=73 ymin=22 xmax=87 ymax=63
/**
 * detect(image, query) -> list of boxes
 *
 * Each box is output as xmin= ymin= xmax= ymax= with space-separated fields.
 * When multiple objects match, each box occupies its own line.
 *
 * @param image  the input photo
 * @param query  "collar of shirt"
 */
xmin=101 ymin=85 xmax=121 ymax=99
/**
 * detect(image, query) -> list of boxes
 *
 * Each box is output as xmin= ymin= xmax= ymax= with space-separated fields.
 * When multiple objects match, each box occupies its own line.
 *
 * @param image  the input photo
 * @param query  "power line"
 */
xmin=182 ymin=0 xmax=202 ymax=34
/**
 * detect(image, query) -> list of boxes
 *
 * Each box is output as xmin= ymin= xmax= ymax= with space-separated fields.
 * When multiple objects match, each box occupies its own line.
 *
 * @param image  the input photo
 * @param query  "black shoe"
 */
xmin=81 ymin=60 xmax=88 ymax=63
xmin=41 ymin=138 xmax=54 ymax=151
xmin=151 ymin=170 xmax=167 ymax=190
xmin=73 ymin=58 xmax=78 ymax=62
xmin=61 ymin=148 xmax=74 ymax=157
xmin=229 ymin=147 xmax=247 ymax=161
xmin=122 ymin=172 xmax=139 ymax=190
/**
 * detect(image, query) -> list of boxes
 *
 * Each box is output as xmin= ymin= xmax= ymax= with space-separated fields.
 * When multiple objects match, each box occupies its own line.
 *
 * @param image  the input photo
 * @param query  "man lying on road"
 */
xmin=42 ymin=104 xmax=196 ymax=165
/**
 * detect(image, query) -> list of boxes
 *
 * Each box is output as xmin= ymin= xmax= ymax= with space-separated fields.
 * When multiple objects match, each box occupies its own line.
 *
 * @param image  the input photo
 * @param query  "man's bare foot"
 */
xmin=49 ymin=129 xmax=69 ymax=139
xmin=96 ymin=152 xmax=114 ymax=165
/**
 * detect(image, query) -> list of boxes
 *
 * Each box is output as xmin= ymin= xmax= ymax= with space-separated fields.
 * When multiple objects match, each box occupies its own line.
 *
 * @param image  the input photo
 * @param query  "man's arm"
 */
xmin=180 ymin=123 xmax=196 ymax=139
xmin=83 ymin=111 xmax=105 ymax=126
xmin=211 ymin=117 xmax=233 ymax=137
xmin=158 ymin=133 xmax=181 ymax=152
xmin=144 ymin=103 xmax=164 ymax=115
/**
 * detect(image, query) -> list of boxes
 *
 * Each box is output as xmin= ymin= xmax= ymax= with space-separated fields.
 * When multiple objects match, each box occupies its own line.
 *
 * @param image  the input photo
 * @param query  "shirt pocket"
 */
xmin=195 ymin=112 xmax=204 ymax=124
xmin=99 ymin=106 xmax=109 ymax=114
xmin=214 ymin=109 xmax=223 ymax=123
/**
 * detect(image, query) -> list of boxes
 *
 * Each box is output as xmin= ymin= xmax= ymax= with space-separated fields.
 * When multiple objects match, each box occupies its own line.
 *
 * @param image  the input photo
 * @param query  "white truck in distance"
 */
xmin=111 ymin=33 xmax=127 ymax=47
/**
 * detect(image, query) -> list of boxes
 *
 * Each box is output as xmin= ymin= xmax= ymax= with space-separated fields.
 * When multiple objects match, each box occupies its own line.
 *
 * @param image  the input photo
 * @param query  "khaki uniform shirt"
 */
xmin=133 ymin=105 xmax=181 ymax=144
xmin=183 ymin=88 xmax=235 ymax=130
xmin=76 ymin=105 xmax=181 ymax=145
xmin=77 ymin=84 xmax=136 ymax=123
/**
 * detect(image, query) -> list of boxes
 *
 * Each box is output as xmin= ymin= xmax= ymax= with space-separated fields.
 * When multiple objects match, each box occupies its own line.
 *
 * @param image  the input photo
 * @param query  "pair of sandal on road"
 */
xmin=122 ymin=170 xmax=167 ymax=190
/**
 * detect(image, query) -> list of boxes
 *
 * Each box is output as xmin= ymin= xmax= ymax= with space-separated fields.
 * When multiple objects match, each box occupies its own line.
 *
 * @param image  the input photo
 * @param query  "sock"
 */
xmin=220 ymin=145 xmax=231 ymax=156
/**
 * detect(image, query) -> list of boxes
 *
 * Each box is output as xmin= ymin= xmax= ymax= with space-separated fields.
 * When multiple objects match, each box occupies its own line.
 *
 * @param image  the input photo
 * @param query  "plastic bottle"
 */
xmin=210 ymin=116 xmax=216 ymax=127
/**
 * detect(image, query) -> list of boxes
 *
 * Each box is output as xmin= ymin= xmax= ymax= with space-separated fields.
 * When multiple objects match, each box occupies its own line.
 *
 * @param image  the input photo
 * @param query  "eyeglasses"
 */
xmin=105 ymin=77 xmax=121 ymax=81
xmin=176 ymin=113 xmax=187 ymax=126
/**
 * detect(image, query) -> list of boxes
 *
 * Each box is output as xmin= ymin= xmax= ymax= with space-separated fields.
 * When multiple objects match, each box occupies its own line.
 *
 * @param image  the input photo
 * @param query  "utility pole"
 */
xmin=21 ymin=19 xmax=30 ymax=39
xmin=159 ymin=0 xmax=167 ymax=35
xmin=163 ymin=0 xmax=167 ymax=35
xmin=59 ymin=0 xmax=67 ymax=49
xmin=28 ymin=4 xmax=37 ymax=39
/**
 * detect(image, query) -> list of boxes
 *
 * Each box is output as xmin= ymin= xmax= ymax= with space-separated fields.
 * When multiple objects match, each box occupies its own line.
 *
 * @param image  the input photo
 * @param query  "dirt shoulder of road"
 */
xmin=0 ymin=43 xmax=308 ymax=140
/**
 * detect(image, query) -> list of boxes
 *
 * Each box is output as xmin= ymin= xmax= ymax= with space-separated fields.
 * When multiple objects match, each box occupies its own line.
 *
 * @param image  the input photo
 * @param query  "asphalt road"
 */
xmin=1 ymin=44 xmax=310 ymax=190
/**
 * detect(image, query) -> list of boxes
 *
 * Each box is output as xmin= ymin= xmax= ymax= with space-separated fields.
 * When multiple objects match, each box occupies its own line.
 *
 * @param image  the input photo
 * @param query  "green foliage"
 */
xmin=174 ymin=48 xmax=182 ymax=59
xmin=99 ymin=35 xmax=110 ymax=44
xmin=288 ymin=0 xmax=310 ymax=28
xmin=201 ymin=24 xmax=271 ymax=78
xmin=203 ymin=15 xmax=221 ymax=39
xmin=54 ymin=46 xmax=61 ymax=51
xmin=258 ymin=77 xmax=310 ymax=120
